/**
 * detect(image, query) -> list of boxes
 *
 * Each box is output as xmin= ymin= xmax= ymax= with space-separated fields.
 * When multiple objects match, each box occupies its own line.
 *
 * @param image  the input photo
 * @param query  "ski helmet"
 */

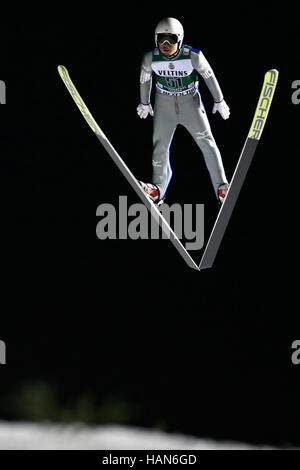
xmin=154 ymin=18 xmax=184 ymax=49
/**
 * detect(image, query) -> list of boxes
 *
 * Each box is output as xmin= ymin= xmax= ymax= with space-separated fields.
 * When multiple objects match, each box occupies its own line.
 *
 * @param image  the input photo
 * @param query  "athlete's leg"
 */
xmin=152 ymin=94 xmax=178 ymax=197
xmin=180 ymin=92 xmax=228 ymax=197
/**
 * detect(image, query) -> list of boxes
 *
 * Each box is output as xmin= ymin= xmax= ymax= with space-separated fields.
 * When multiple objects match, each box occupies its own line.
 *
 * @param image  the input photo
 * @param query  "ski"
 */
xmin=198 ymin=69 xmax=279 ymax=269
xmin=58 ymin=65 xmax=200 ymax=270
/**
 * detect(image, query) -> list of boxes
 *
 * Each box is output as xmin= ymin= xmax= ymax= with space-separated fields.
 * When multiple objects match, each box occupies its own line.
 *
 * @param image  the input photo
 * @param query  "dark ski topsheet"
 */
xmin=199 ymin=138 xmax=258 ymax=269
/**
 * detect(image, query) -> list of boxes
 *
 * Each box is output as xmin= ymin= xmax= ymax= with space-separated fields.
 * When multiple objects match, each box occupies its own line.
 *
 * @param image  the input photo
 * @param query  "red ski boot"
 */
xmin=218 ymin=183 xmax=229 ymax=204
xmin=139 ymin=181 xmax=160 ymax=202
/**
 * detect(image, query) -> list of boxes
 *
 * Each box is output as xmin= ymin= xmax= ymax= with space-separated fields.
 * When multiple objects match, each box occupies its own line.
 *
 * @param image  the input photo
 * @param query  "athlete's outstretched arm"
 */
xmin=191 ymin=49 xmax=230 ymax=119
xmin=139 ymin=51 xmax=153 ymax=105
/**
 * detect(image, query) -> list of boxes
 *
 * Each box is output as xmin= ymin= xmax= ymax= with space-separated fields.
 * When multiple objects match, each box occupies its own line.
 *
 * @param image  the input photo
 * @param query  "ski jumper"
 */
xmin=139 ymin=45 xmax=228 ymax=198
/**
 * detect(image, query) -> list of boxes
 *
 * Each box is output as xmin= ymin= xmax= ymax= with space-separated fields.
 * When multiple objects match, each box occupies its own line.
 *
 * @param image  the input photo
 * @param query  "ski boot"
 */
xmin=218 ymin=183 xmax=229 ymax=204
xmin=139 ymin=181 xmax=165 ymax=205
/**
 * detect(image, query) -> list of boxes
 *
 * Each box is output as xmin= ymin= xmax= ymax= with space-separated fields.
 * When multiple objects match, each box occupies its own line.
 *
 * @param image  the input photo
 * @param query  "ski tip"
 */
xmin=57 ymin=66 xmax=71 ymax=83
xmin=57 ymin=65 xmax=67 ymax=75
xmin=265 ymin=69 xmax=279 ymax=81
xmin=248 ymin=69 xmax=279 ymax=141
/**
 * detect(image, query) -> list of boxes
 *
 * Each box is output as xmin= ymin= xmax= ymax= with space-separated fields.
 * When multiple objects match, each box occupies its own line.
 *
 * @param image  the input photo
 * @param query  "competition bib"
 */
xmin=152 ymin=45 xmax=198 ymax=96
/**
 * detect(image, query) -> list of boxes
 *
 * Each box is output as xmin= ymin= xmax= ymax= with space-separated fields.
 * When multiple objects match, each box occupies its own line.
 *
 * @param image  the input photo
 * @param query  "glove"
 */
xmin=212 ymin=100 xmax=230 ymax=120
xmin=137 ymin=103 xmax=154 ymax=119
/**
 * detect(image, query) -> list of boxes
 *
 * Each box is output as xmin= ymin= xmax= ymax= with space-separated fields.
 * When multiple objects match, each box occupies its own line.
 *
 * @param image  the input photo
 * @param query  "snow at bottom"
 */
xmin=0 ymin=421 xmax=275 ymax=450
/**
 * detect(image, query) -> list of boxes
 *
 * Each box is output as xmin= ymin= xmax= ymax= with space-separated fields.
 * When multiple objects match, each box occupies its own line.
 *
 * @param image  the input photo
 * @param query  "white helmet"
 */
xmin=154 ymin=18 xmax=184 ymax=49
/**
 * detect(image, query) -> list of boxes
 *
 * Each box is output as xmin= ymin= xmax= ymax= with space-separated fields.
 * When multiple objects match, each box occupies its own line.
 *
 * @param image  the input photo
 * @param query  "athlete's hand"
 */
xmin=137 ymin=103 xmax=154 ymax=119
xmin=212 ymin=100 xmax=230 ymax=120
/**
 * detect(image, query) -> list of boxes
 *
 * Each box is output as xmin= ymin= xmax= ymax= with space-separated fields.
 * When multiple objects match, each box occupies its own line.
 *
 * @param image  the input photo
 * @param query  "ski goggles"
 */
xmin=157 ymin=33 xmax=178 ymax=46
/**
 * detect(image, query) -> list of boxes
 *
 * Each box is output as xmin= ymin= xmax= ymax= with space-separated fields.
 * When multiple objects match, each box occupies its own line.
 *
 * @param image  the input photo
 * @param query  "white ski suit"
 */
xmin=139 ymin=45 xmax=228 ymax=199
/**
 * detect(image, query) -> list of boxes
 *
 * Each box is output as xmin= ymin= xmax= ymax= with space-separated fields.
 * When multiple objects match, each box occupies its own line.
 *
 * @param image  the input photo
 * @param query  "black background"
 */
xmin=1 ymin=3 xmax=299 ymax=446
